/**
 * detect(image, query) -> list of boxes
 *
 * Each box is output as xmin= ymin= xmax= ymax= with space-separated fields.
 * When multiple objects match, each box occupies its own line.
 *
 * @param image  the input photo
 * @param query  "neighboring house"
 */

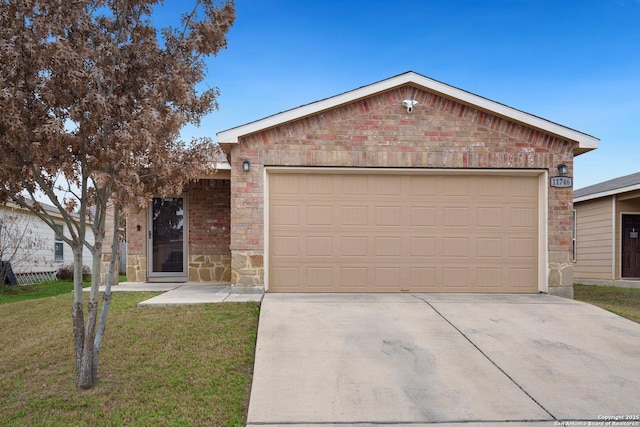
xmin=574 ymin=172 xmax=640 ymax=285
xmin=0 ymin=202 xmax=94 ymax=283
xmin=126 ymin=71 xmax=599 ymax=297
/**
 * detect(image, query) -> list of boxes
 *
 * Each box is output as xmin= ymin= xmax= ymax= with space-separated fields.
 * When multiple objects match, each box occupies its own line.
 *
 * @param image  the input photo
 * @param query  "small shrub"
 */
xmin=57 ymin=264 xmax=91 ymax=281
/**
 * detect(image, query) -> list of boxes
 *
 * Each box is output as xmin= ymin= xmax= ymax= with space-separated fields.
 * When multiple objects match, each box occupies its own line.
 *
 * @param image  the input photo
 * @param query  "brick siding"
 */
xmin=187 ymin=179 xmax=231 ymax=281
xmin=230 ymin=85 xmax=575 ymax=293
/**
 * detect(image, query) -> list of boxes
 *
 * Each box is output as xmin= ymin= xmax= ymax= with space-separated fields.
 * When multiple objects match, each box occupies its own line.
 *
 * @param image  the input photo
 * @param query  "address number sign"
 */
xmin=550 ymin=176 xmax=573 ymax=188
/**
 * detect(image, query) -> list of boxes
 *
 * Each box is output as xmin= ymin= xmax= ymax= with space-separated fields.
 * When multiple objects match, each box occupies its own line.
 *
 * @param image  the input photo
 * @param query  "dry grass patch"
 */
xmin=574 ymin=284 xmax=640 ymax=324
xmin=0 ymin=292 xmax=259 ymax=426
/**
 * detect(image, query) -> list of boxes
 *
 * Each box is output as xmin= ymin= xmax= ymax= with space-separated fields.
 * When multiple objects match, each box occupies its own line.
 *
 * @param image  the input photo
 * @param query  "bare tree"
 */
xmin=0 ymin=207 xmax=47 ymax=287
xmin=0 ymin=0 xmax=235 ymax=389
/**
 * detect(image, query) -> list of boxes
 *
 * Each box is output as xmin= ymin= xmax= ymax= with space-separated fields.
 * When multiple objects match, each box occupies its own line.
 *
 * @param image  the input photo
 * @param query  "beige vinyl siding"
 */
xmin=574 ymin=197 xmax=613 ymax=280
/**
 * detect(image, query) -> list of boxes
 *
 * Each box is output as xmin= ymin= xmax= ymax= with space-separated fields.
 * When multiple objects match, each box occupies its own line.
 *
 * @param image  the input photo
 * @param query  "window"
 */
xmin=572 ymin=209 xmax=577 ymax=262
xmin=55 ymin=224 xmax=64 ymax=262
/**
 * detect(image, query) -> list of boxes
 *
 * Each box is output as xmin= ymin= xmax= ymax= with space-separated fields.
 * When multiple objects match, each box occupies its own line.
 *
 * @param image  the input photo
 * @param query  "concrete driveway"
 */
xmin=247 ymin=293 xmax=640 ymax=426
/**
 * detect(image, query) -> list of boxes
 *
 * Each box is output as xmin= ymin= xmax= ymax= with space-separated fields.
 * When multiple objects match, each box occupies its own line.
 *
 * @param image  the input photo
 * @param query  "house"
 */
xmin=126 ymin=71 xmax=599 ymax=297
xmin=573 ymin=172 xmax=640 ymax=286
xmin=0 ymin=202 xmax=94 ymax=284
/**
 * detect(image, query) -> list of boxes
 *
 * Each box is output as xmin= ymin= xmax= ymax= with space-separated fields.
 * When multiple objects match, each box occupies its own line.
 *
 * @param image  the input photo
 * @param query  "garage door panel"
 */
xmin=307 ymin=236 xmax=333 ymax=257
xmin=443 ymin=176 xmax=470 ymax=196
xmin=375 ymin=175 xmax=403 ymax=195
xmin=410 ymin=176 xmax=437 ymax=196
xmin=410 ymin=267 xmax=438 ymax=289
xmin=272 ymin=205 xmax=299 ymax=225
xmin=306 ymin=175 xmax=334 ymax=194
xmin=510 ymin=177 xmax=538 ymax=198
xmin=269 ymin=172 xmax=539 ymax=293
xmin=443 ymin=237 xmax=469 ymax=257
xmin=443 ymin=207 xmax=470 ymax=226
xmin=374 ymin=267 xmax=401 ymax=290
xmin=341 ymin=236 xmax=368 ymax=256
xmin=271 ymin=267 xmax=300 ymax=290
xmin=342 ymin=206 xmax=368 ymax=225
xmin=477 ymin=176 xmax=505 ymax=196
xmin=477 ymin=207 xmax=503 ymax=227
xmin=477 ymin=237 xmax=504 ymax=257
xmin=442 ymin=267 xmax=470 ymax=287
xmin=307 ymin=267 xmax=333 ymax=287
xmin=477 ymin=268 xmax=506 ymax=288
xmin=375 ymin=206 xmax=403 ymax=226
xmin=342 ymin=175 xmax=369 ymax=195
xmin=410 ymin=207 xmax=437 ymax=226
xmin=272 ymin=236 xmax=299 ymax=257
xmin=342 ymin=267 xmax=368 ymax=288
xmin=410 ymin=237 xmax=437 ymax=257
xmin=271 ymin=174 xmax=300 ymax=194
xmin=307 ymin=205 xmax=333 ymax=225
xmin=510 ymin=207 xmax=537 ymax=227
xmin=509 ymin=238 xmax=537 ymax=257
xmin=375 ymin=237 xmax=401 ymax=257
xmin=510 ymin=268 xmax=537 ymax=288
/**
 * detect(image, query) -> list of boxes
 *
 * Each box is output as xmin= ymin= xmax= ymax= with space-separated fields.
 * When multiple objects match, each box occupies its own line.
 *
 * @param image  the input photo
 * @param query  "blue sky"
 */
xmin=161 ymin=0 xmax=640 ymax=189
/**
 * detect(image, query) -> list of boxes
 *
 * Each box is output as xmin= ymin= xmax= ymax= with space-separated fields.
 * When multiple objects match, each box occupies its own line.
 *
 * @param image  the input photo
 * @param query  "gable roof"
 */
xmin=217 ymin=71 xmax=599 ymax=155
xmin=574 ymin=171 xmax=640 ymax=202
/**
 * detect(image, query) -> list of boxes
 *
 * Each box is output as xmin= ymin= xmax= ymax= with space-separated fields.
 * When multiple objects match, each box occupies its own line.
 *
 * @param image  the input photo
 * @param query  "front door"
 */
xmin=148 ymin=197 xmax=187 ymax=281
xmin=622 ymin=214 xmax=640 ymax=278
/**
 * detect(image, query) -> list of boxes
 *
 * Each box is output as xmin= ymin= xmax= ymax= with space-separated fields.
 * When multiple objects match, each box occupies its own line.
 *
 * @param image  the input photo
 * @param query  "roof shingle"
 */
xmin=574 ymin=171 xmax=640 ymax=200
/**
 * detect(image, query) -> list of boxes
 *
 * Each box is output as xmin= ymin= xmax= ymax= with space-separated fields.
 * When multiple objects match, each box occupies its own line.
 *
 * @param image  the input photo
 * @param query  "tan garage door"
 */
xmin=268 ymin=171 xmax=539 ymax=293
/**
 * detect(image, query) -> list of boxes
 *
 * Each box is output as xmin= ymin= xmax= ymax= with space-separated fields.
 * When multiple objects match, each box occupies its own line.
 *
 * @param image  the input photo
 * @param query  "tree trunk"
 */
xmin=93 ymin=204 xmax=120 ymax=380
xmin=75 ymin=231 xmax=103 ymax=389
xmin=76 ymin=299 xmax=98 ymax=389
xmin=71 ymin=300 xmax=85 ymax=377
xmin=71 ymin=246 xmax=85 ymax=381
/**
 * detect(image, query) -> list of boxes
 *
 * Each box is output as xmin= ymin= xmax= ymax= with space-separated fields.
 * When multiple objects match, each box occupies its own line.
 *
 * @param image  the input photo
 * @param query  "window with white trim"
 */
xmin=572 ymin=209 xmax=577 ymax=262
xmin=55 ymin=224 xmax=64 ymax=261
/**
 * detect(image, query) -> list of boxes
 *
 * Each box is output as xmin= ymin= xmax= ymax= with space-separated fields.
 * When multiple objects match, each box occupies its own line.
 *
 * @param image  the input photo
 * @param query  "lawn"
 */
xmin=0 ymin=276 xmax=127 ymax=305
xmin=0 ymin=280 xmax=76 ymax=305
xmin=574 ymin=284 xmax=640 ymax=324
xmin=0 ymin=291 xmax=259 ymax=426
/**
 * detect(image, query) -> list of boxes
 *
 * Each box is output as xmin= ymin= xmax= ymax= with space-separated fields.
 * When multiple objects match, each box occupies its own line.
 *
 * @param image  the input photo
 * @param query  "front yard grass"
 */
xmin=0 ymin=275 xmax=127 ymax=305
xmin=574 ymin=284 xmax=640 ymax=324
xmin=0 ymin=292 xmax=259 ymax=426
xmin=0 ymin=280 xmax=76 ymax=304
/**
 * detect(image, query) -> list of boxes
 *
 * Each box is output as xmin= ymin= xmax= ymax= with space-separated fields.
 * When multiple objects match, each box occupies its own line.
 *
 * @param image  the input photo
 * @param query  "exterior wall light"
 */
xmin=242 ymin=160 xmax=250 ymax=172
xmin=557 ymin=164 xmax=569 ymax=176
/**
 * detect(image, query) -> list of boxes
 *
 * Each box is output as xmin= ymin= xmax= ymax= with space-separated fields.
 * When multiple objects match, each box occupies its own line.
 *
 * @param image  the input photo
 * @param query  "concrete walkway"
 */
xmin=248 ymin=293 xmax=640 ymax=426
xmin=88 ymin=282 xmax=263 ymax=306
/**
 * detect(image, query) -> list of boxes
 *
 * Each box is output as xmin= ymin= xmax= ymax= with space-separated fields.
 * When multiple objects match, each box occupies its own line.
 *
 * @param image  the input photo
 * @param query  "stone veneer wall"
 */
xmin=231 ymin=251 xmax=263 ymax=286
xmin=229 ymin=84 xmax=575 ymax=296
xmin=188 ymin=254 xmax=231 ymax=281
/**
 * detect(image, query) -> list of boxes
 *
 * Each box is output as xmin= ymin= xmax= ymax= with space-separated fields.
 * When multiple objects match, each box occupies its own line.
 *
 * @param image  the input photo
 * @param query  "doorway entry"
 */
xmin=148 ymin=197 xmax=188 ymax=282
xmin=622 ymin=214 xmax=640 ymax=278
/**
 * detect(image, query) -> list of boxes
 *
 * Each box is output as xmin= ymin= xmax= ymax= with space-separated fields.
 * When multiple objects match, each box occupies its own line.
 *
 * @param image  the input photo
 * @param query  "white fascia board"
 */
xmin=217 ymin=71 xmax=599 ymax=151
xmin=574 ymin=183 xmax=640 ymax=203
